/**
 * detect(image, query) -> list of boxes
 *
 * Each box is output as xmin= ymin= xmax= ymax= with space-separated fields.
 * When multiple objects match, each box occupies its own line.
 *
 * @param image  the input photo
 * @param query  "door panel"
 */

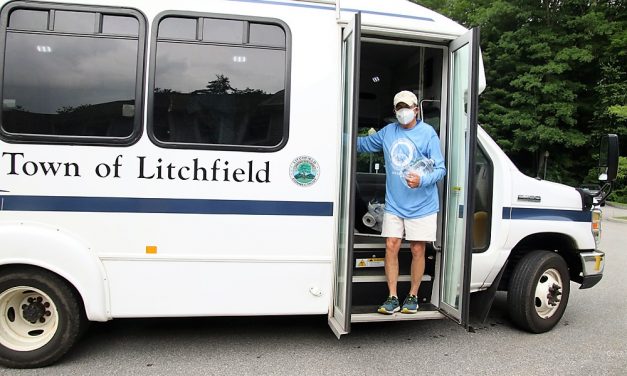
xmin=439 ymin=28 xmax=480 ymax=325
xmin=328 ymin=13 xmax=360 ymax=338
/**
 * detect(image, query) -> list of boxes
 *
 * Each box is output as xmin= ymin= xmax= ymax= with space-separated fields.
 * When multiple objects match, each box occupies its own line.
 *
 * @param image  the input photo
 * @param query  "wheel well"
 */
xmin=499 ymin=233 xmax=583 ymax=290
xmin=0 ymin=264 xmax=87 ymax=319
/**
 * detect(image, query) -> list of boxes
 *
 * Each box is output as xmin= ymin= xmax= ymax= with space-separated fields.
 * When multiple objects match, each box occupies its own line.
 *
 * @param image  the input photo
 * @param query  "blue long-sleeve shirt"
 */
xmin=357 ymin=121 xmax=446 ymax=219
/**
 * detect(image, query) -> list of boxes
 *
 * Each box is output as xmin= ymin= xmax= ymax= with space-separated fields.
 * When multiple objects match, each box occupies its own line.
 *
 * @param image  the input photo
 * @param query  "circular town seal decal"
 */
xmin=290 ymin=156 xmax=320 ymax=187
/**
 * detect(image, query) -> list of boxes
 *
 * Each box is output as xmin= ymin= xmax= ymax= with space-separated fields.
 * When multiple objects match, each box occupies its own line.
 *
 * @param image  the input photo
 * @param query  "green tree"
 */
xmin=206 ymin=74 xmax=234 ymax=94
xmin=414 ymin=0 xmax=626 ymax=190
xmin=297 ymin=163 xmax=312 ymax=177
xmin=608 ymin=156 xmax=627 ymax=202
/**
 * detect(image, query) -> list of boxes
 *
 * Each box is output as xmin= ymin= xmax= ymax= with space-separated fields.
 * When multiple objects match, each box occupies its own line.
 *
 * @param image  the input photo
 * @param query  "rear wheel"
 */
xmin=507 ymin=251 xmax=570 ymax=333
xmin=0 ymin=268 xmax=84 ymax=368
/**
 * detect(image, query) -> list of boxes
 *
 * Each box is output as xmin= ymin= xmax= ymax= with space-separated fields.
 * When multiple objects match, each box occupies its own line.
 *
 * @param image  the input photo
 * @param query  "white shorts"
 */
xmin=381 ymin=212 xmax=438 ymax=241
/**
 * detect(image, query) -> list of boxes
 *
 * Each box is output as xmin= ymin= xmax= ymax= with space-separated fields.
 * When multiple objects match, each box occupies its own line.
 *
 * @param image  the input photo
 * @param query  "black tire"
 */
xmin=0 ymin=268 xmax=85 ymax=368
xmin=507 ymin=251 xmax=570 ymax=333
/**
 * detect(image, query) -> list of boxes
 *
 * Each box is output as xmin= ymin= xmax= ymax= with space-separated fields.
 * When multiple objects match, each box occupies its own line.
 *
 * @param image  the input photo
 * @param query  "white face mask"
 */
xmin=396 ymin=108 xmax=416 ymax=125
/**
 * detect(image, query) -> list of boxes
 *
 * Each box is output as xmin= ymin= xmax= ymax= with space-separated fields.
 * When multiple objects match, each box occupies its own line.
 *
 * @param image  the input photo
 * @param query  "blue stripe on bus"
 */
xmin=341 ymin=8 xmax=434 ymax=22
xmin=502 ymin=207 xmax=591 ymax=222
xmin=228 ymin=0 xmax=334 ymax=11
xmin=0 ymin=195 xmax=333 ymax=216
xmin=226 ymin=0 xmax=434 ymax=22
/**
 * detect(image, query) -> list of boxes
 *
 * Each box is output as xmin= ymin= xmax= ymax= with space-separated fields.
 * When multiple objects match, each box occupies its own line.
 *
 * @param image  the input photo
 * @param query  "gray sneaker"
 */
xmin=401 ymin=294 xmax=419 ymax=313
xmin=377 ymin=296 xmax=400 ymax=314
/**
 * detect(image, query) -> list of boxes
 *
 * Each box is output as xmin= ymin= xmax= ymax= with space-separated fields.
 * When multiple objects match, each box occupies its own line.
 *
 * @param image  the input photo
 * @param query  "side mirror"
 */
xmin=598 ymin=134 xmax=619 ymax=182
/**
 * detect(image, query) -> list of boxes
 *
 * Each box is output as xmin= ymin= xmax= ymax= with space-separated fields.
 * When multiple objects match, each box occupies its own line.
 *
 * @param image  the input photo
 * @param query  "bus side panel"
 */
xmin=104 ymin=260 xmax=332 ymax=317
xmin=3 ymin=212 xmax=335 ymax=317
xmin=0 ymin=1 xmax=341 ymax=318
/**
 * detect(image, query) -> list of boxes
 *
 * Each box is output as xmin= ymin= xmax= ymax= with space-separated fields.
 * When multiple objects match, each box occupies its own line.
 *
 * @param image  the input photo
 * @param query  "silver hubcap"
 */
xmin=534 ymin=268 xmax=563 ymax=319
xmin=0 ymin=287 xmax=58 ymax=351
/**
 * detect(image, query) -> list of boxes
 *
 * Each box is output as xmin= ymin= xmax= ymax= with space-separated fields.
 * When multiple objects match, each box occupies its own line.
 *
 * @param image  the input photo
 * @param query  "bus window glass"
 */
xmin=8 ymin=9 xmax=48 ymax=30
xmin=202 ymin=18 xmax=243 ymax=44
xmin=154 ymin=43 xmax=285 ymax=146
xmin=102 ymin=15 xmax=138 ymax=36
xmin=249 ymin=23 xmax=285 ymax=48
xmin=153 ymin=16 xmax=288 ymax=149
xmin=472 ymin=146 xmax=493 ymax=251
xmin=2 ymin=28 xmax=139 ymax=138
xmin=158 ymin=17 xmax=196 ymax=40
xmin=54 ymin=10 xmax=96 ymax=33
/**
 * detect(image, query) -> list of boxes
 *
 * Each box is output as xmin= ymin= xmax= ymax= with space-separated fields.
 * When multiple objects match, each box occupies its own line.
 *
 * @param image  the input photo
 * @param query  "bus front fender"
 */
xmin=0 ymin=221 xmax=110 ymax=321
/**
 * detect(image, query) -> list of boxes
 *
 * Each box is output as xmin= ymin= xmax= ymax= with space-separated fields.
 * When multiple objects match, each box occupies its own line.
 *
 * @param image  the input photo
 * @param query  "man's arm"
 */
xmin=419 ymin=134 xmax=446 ymax=187
xmin=356 ymin=128 xmax=384 ymax=153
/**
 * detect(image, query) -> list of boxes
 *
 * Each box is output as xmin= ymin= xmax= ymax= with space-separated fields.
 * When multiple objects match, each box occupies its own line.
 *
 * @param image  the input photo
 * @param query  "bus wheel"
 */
xmin=0 ymin=268 xmax=84 ymax=368
xmin=507 ymin=251 xmax=570 ymax=333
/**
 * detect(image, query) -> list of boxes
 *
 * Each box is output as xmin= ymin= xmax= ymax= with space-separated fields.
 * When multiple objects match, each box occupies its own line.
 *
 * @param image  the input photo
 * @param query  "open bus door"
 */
xmin=328 ymin=12 xmax=360 ymax=338
xmin=439 ymin=27 xmax=480 ymax=327
xmin=330 ymin=23 xmax=479 ymax=335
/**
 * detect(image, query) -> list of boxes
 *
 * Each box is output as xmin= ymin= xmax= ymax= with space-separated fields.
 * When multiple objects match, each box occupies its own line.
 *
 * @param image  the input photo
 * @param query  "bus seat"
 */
xmin=473 ymin=211 xmax=489 ymax=249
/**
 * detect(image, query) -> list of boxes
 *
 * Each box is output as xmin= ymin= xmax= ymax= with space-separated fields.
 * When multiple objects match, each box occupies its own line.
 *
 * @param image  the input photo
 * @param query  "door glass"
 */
xmin=443 ymin=43 xmax=470 ymax=311
xmin=334 ymin=34 xmax=354 ymax=326
xmin=330 ymin=14 xmax=360 ymax=337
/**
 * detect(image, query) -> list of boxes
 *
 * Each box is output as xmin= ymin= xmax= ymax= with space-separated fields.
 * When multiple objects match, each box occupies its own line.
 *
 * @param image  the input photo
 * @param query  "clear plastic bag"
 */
xmin=401 ymin=158 xmax=434 ymax=188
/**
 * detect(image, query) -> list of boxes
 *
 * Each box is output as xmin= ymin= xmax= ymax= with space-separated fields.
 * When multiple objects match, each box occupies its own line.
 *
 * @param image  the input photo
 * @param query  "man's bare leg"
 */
xmin=409 ymin=241 xmax=426 ymax=296
xmin=385 ymin=237 xmax=402 ymax=297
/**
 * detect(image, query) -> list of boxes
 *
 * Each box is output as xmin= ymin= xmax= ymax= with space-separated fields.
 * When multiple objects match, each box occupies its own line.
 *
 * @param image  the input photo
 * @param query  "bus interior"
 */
xmin=351 ymin=38 xmax=493 ymax=317
xmin=350 ymin=39 xmax=443 ymax=316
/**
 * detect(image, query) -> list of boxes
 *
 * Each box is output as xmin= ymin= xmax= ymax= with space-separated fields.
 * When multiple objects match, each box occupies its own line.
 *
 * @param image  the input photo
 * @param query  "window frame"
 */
xmin=472 ymin=142 xmax=494 ymax=253
xmin=0 ymin=1 xmax=147 ymax=146
xmin=147 ymin=11 xmax=292 ymax=153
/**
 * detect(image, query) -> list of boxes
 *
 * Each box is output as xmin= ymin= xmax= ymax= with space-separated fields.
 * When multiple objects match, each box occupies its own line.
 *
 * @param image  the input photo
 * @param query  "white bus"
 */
xmin=0 ymin=0 xmax=619 ymax=368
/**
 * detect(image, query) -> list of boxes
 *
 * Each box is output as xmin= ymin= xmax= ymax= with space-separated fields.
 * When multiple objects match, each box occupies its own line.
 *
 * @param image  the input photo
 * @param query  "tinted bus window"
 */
xmin=54 ymin=10 xmax=96 ymax=33
xmin=158 ymin=17 xmax=197 ymax=40
xmin=202 ymin=18 xmax=243 ymax=44
xmin=102 ymin=15 xmax=139 ymax=36
xmin=152 ymin=16 xmax=289 ymax=150
xmin=249 ymin=23 xmax=285 ymax=48
xmin=1 ymin=5 xmax=144 ymax=142
xmin=8 ymin=9 xmax=48 ymax=30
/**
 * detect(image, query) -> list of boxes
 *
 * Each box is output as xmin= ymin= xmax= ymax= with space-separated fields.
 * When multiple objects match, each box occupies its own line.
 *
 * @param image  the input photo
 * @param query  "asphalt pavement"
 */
xmin=2 ymin=207 xmax=626 ymax=375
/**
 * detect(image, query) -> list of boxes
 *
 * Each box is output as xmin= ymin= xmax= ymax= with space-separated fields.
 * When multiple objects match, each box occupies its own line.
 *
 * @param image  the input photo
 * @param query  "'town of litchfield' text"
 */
xmin=1 ymin=152 xmax=271 ymax=183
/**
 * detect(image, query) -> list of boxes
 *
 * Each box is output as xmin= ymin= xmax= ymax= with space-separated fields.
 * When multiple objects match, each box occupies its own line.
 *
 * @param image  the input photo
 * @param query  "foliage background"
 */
xmin=413 ymin=0 xmax=626 ymax=201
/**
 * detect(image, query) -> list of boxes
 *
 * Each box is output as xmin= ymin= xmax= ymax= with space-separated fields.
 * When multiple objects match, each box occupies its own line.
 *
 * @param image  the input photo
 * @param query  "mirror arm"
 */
xmin=594 ymin=182 xmax=613 ymax=206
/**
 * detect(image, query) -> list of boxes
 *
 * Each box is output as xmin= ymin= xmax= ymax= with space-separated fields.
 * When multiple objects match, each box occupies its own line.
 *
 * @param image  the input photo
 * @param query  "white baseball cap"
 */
xmin=393 ymin=90 xmax=418 ymax=107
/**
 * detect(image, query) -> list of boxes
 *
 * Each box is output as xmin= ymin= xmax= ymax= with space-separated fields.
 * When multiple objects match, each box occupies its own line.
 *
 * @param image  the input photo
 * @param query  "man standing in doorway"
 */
xmin=357 ymin=90 xmax=446 ymax=314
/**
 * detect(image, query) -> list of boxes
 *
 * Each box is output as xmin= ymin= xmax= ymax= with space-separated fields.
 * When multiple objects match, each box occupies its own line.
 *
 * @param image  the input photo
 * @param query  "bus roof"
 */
xmin=0 ymin=0 xmax=469 ymax=39
xmin=298 ymin=0 xmax=469 ymax=38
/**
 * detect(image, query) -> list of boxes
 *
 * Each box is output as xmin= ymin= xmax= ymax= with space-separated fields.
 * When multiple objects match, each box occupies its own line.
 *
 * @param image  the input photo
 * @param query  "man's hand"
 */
xmin=405 ymin=172 xmax=421 ymax=188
